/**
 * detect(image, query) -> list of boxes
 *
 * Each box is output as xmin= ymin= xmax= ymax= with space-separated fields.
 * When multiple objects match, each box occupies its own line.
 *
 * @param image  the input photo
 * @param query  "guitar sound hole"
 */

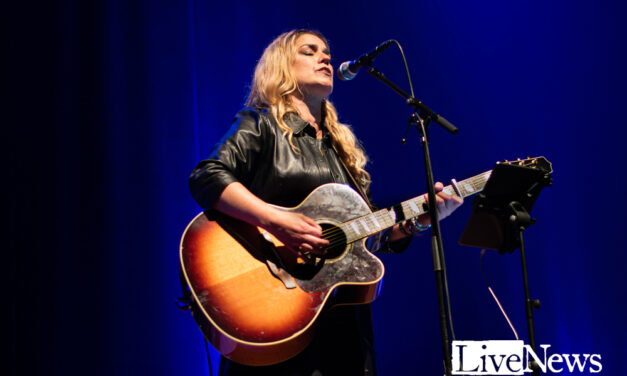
xmin=320 ymin=223 xmax=347 ymax=260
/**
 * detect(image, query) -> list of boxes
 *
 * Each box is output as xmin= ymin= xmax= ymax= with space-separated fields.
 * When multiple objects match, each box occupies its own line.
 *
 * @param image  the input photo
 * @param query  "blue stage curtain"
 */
xmin=10 ymin=1 xmax=627 ymax=375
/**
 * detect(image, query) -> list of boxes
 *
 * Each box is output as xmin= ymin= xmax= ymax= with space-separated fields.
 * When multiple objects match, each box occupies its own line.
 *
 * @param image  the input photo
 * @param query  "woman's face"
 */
xmin=291 ymin=33 xmax=333 ymax=100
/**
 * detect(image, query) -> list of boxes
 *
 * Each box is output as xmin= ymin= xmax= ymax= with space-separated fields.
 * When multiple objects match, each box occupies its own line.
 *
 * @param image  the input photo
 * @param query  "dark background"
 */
xmin=10 ymin=0 xmax=627 ymax=374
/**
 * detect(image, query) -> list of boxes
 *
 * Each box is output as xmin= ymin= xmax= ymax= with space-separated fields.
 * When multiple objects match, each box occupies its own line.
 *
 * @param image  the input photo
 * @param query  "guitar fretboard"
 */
xmin=338 ymin=170 xmax=492 ymax=244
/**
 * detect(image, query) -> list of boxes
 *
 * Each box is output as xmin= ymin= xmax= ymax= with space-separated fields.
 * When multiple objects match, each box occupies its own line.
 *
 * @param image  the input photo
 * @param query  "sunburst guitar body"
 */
xmin=180 ymin=183 xmax=384 ymax=366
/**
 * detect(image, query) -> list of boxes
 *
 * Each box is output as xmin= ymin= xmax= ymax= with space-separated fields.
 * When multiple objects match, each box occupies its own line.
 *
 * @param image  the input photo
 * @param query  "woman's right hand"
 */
xmin=215 ymin=182 xmax=329 ymax=257
xmin=262 ymin=208 xmax=329 ymax=257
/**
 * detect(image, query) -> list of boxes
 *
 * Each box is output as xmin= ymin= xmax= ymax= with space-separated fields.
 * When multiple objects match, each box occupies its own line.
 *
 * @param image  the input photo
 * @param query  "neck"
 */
xmin=289 ymin=94 xmax=324 ymax=130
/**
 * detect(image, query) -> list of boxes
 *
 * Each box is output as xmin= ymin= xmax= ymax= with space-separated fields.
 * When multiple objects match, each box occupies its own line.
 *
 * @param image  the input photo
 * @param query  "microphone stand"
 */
xmin=365 ymin=66 xmax=458 ymax=376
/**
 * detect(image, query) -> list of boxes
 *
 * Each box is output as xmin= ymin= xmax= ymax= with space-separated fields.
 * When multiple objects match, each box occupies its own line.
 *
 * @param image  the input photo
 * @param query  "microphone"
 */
xmin=336 ymin=40 xmax=394 ymax=81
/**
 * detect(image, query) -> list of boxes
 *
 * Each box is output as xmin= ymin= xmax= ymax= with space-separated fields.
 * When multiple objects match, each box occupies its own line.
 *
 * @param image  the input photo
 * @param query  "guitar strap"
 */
xmin=334 ymin=148 xmax=375 ymax=212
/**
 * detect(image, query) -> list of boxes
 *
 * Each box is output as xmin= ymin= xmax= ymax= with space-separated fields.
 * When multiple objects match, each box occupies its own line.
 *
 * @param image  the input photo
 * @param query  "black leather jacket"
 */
xmin=189 ymin=107 xmax=410 ymax=253
xmin=189 ymin=107 xmax=361 ymax=208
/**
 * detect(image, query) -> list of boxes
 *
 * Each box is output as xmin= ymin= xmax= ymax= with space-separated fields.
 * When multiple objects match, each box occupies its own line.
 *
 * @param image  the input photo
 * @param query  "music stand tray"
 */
xmin=458 ymin=160 xmax=552 ymax=254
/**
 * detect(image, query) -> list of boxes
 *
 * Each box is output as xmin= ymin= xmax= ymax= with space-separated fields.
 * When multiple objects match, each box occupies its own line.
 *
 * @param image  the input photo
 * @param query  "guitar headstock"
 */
xmin=498 ymin=156 xmax=553 ymax=174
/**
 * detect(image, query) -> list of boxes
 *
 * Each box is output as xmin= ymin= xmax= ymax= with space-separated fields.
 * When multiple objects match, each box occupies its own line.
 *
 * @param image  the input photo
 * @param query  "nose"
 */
xmin=318 ymin=52 xmax=331 ymax=66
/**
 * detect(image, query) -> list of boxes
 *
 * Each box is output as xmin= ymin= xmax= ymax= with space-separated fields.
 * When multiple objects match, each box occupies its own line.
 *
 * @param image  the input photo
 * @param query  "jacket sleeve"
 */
xmin=188 ymin=108 xmax=269 ymax=210
xmin=371 ymin=230 xmax=413 ymax=253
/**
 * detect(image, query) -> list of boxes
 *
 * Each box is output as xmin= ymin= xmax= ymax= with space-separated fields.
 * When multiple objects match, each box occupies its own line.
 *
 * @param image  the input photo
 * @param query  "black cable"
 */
xmin=203 ymin=336 xmax=214 ymax=376
xmin=480 ymin=249 xmax=519 ymax=339
xmin=391 ymin=39 xmax=456 ymax=341
xmin=390 ymin=40 xmax=415 ymax=98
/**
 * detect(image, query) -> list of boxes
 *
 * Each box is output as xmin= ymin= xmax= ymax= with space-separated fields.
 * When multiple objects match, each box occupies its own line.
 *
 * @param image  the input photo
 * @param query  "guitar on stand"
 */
xmin=179 ymin=157 xmax=552 ymax=366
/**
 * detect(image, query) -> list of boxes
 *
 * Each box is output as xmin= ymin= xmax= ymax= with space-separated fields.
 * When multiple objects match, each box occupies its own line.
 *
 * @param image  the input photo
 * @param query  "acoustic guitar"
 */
xmin=179 ymin=157 xmax=551 ymax=366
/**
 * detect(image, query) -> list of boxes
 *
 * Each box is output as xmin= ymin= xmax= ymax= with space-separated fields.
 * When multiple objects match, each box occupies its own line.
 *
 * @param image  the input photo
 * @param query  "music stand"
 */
xmin=459 ymin=160 xmax=552 ymax=375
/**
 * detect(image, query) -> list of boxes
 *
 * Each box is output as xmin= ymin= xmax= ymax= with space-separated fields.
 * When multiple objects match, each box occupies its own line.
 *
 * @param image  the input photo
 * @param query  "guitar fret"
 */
xmin=408 ymin=200 xmax=420 ymax=214
xmin=463 ymin=180 xmax=475 ymax=196
xmin=463 ymin=183 xmax=472 ymax=197
xmin=371 ymin=215 xmax=381 ymax=230
xmin=350 ymin=221 xmax=360 ymax=235
xmin=462 ymin=181 xmax=475 ymax=195
xmin=347 ymin=223 xmax=360 ymax=241
xmin=339 ymin=223 xmax=351 ymax=238
xmin=360 ymin=219 xmax=370 ymax=233
xmin=401 ymin=203 xmax=412 ymax=221
xmin=377 ymin=210 xmax=395 ymax=228
xmin=457 ymin=185 xmax=466 ymax=197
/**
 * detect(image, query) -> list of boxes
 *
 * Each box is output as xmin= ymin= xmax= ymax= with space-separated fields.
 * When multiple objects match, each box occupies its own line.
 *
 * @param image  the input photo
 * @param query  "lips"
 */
xmin=317 ymin=67 xmax=332 ymax=76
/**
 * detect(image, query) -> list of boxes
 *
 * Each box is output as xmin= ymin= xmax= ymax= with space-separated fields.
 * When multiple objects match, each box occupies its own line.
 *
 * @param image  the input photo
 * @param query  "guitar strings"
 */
xmin=318 ymin=191 xmax=434 ymax=244
xmin=319 ymin=202 xmax=426 ymax=245
xmin=320 ymin=219 xmax=397 ymax=247
xmin=321 ymin=227 xmax=357 ymax=246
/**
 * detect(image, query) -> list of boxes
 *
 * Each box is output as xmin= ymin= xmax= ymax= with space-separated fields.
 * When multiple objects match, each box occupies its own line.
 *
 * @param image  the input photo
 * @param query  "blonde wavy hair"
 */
xmin=246 ymin=29 xmax=371 ymax=189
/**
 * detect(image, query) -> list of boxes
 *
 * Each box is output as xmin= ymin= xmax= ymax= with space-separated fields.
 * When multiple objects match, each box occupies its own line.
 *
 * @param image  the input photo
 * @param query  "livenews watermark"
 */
xmin=451 ymin=340 xmax=602 ymax=375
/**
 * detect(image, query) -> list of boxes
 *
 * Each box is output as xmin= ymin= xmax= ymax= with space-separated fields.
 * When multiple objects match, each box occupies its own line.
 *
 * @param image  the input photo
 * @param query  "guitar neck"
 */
xmin=338 ymin=170 xmax=492 ymax=244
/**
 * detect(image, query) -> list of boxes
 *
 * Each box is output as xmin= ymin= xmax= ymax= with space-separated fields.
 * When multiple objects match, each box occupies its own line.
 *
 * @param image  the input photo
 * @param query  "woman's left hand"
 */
xmin=418 ymin=182 xmax=464 ymax=225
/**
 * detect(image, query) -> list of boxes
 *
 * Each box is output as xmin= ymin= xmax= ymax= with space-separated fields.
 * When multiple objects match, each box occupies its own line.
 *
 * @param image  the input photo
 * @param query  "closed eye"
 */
xmin=300 ymin=44 xmax=331 ymax=59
